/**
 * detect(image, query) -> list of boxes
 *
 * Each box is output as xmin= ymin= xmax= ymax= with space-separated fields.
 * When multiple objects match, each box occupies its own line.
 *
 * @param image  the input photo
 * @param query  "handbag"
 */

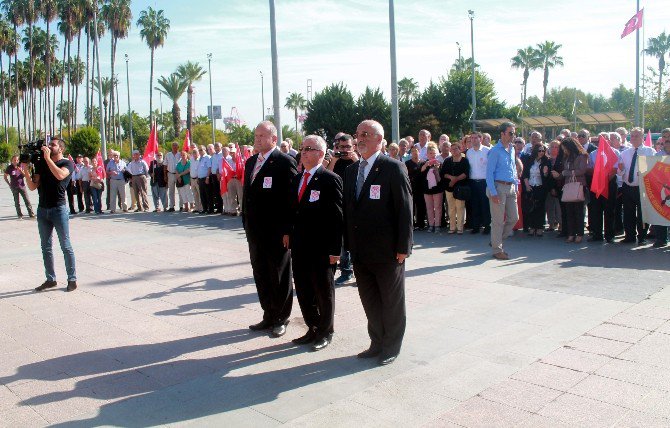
xmin=453 ymin=185 xmax=471 ymax=201
xmin=176 ymin=176 xmax=184 ymax=188
xmin=561 ymin=171 xmax=584 ymax=202
xmin=90 ymin=180 xmax=103 ymax=190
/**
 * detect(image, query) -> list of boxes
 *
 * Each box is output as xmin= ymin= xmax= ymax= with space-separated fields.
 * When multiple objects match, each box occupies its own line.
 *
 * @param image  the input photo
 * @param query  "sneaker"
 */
xmin=335 ymin=275 xmax=355 ymax=285
xmin=66 ymin=281 xmax=77 ymax=292
xmin=35 ymin=280 xmax=57 ymax=292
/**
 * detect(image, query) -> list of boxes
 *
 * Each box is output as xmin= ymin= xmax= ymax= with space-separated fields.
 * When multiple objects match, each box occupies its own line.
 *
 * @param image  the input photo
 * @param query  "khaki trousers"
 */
xmin=109 ymin=179 xmax=127 ymax=212
xmin=224 ymin=177 xmax=243 ymax=213
xmin=488 ymin=182 xmax=518 ymax=254
xmin=190 ymin=178 xmax=202 ymax=211
xmin=131 ymin=175 xmax=150 ymax=210
xmin=445 ymin=190 xmax=465 ymax=232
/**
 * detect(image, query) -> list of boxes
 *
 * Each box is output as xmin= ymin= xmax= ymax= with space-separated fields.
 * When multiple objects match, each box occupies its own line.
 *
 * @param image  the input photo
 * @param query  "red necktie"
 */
xmin=298 ymin=172 xmax=311 ymax=201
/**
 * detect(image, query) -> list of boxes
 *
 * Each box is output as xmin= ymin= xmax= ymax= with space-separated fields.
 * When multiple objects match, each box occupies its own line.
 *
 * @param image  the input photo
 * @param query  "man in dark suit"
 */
xmin=343 ymin=119 xmax=413 ymax=366
xmin=243 ymin=121 xmax=298 ymax=337
xmin=289 ymin=135 xmax=343 ymax=351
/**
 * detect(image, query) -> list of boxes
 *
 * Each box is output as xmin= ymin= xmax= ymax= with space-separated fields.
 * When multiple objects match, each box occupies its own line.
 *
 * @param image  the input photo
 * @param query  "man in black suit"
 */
xmin=343 ymin=119 xmax=413 ymax=366
xmin=243 ymin=121 xmax=298 ymax=337
xmin=289 ymin=135 xmax=343 ymax=351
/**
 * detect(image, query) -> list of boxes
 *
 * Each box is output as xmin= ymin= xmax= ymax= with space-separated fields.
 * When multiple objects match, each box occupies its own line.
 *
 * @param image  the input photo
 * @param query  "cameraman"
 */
xmin=20 ymin=137 xmax=78 ymax=292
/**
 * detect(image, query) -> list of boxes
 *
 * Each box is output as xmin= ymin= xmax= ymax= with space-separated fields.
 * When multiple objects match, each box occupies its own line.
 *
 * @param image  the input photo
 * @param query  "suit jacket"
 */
xmin=242 ymin=148 xmax=298 ymax=241
xmin=343 ymin=154 xmax=413 ymax=264
xmin=521 ymin=156 xmax=552 ymax=190
xmin=289 ymin=166 xmax=343 ymax=258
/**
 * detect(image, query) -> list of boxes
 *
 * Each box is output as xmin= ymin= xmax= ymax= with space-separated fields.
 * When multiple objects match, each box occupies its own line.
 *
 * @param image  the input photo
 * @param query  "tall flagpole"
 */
xmin=389 ymin=0 xmax=399 ymax=145
xmin=634 ymin=0 xmax=640 ymax=127
xmin=641 ymin=13 xmax=645 ymax=129
xmin=269 ymin=0 xmax=282 ymax=143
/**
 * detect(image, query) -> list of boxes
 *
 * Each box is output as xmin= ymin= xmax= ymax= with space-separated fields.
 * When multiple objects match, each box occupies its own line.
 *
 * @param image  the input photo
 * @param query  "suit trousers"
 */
xmin=292 ymin=253 xmax=335 ymax=339
xmin=488 ymin=183 xmax=518 ymax=254
xmin=589 ymin=179 xmax=617 ymax=240
xmin=131 ymin=175 xmax=150 ymax=210
xmin=209 ymin=174 xmax=222 ymax=212
xmin=353 ymin=261 xmax=406 ymax=357
xmin=81 ymin=181 xmax=91 ymax=212
xmin=190 ymin=178 xmax=202 ymax=212
xmin=198 ymin=178 xmax=211 ymax=212
xmin=470 ymin=179 xmax=491 ymax=229
xmin=623 ymin=183 xmax=648 ymax=241
xmin=411 ymin=186 xmax=426 ymax=228
xmin=248 ymin=237 xmax=293 ymax=325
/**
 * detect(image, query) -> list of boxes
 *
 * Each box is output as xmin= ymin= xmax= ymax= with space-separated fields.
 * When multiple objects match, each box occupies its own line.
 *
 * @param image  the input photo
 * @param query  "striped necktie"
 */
xmin=251 ymin=154 xmax=265 ymax=183
xmin=355 ymin=159 xmax=368 ymax=199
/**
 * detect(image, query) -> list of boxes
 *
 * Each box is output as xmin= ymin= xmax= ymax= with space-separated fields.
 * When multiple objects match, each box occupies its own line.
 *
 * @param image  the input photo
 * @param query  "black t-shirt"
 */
xmin=332 ymin=157 xmax=355 ymax=179
xmin=440 ymin=157 xmax=471 ymax=192
xmin=36 ymin=158 xmax=74 ymax=208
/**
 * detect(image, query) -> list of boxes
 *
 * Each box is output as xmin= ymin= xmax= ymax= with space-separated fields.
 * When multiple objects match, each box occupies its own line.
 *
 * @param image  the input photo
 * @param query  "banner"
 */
xmin=639 ymin=155 xmax=670 ymax=226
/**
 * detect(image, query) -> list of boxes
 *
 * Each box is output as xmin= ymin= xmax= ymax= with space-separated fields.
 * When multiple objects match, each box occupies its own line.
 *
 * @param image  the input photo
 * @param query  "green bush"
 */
xmin=0 ymin=143 xmax=11 ymax=164
xmin=68 ymin=127 xmax=101 ymax=158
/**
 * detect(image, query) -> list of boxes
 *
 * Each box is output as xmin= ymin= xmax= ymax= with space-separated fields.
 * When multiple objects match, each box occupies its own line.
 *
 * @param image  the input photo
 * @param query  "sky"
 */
xmin=20 ymin=0 xmax=670 ymax=133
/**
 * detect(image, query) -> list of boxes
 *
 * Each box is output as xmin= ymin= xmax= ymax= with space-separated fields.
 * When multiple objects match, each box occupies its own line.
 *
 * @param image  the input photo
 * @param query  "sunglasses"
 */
xmin=354 ymin=131 xmax=374 ymax=139
xmin=338 ymin=145 xmax=353 ymax=149
xmin=300 ymin=146 xmax=321 ymax=153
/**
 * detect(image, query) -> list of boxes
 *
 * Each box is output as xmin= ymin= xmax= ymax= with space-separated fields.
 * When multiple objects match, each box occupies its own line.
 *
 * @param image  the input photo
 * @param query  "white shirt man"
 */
xmin=466 ymin=137 xmax=490 ymax=180
xmin=164 ymin=144 xmax=181 ymax=210
xmin=210 ymin=143 xmax=223 ymax=176
xmin=416 ymin=129 xmax=431 ymax=161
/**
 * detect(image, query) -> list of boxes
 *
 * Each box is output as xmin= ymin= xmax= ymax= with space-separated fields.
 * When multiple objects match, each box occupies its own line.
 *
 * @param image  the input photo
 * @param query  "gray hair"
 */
xmin=615 ymin=127 xmax=628 ymax=135
xmin=609 ymin=132 xmax=621 ymax=142
xmin=303 ymin=135 xmax=327 ymax=153
xmin=359 ymin=119 xmax=385 ymax=139
xmin=258 ymin=120 xmax=278 ymax=136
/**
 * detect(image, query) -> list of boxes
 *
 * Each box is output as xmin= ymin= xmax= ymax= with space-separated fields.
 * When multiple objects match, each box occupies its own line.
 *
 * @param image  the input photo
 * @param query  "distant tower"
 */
xmin=307 ymin=79 xmax=313 ymax=102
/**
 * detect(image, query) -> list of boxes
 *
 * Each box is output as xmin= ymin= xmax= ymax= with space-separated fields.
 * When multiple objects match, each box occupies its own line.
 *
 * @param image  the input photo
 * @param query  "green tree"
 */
xmin=68 ymin=125 xmax=100 ymax=157
xmin=356 ymin=87 xmax=391 ymax=138
xmin=610 ymin=84 xmax=635 ymax=120
xmin=451 ymin=56 xmax=479 ymax=73
xmin=120 ymin=110 xmax=150 ymax=151
xmin=511 ymin=46 xmax=541 ymax=109
xmin=37 ymin=0 xmax=58 ymax=136
xmin=155 ymin=73 xmax=188 ymax=139
xmin=397 ymin=77 xmax=419 ymax=103
xmin=303 ymin=82 xmax=357 ymax=142
xmin=284 ymin=92 xmax=306 ymax=134
xmin=175 ymin=61 xmax=205 ymax=134
xmin=643 ymin=31 xmax=670 ymax=101
xmin=185 ymin=123 xmax=227 ymax=147
xmin=0 ymin=141 xmax=10 ymax=163
xmin=225 ymin=123 xmax=253 ymax=146
xmin=137 ymin=6 xmax=170 ymax=125
xmin=535 ymin=41 xmax=564 ymax=109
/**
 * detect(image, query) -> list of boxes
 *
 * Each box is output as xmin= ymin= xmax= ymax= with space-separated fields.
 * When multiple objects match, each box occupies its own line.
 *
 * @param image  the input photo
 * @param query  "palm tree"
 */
xmin=84 ymin=14 xmax=105 ymax=127
xmin=37 ymin=0 xmax=58 ymax=135
xmin=643 ymin=31 xmax=670 ymax=101
xmin=451 ymin=56 xmax=479 ymax=73
xmin=511 ymin=46 xmax=541 ymax=109
xmin=2 ymin=0 xmax=24 ymax=143
xmin=91 ymin=75 xmax=113 ymax=135
xmin=284 ymin=92 xmax=306 ymax=134
xmin=57 ymin=0 xmax=79 ymax=135
xmin=101 ymin=0 xmax=132 ymax=145
xmin=175 ymin=61 xmax=205 ymax=134
xmin=0 ymin=18 xmax=10 ymax=142
xmin=155 ymin=73 xmax=187 ymax=139
xmin=397 ymin=77 xmax=419 ymax=103
xmin=535 ymin=41 xmax=564 ymax=108
xmin=137 ymin=6 xmax=170 ymax=125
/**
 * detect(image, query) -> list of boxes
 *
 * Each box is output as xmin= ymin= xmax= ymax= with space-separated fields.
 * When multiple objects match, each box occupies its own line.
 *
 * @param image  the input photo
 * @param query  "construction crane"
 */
xmin=223 ymin=107 xmax=245 ymax=129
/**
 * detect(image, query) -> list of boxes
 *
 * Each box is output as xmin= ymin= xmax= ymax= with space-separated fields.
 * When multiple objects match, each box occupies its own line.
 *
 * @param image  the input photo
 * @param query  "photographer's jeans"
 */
xmin=37 ymin=205 xmax=77 ymax=282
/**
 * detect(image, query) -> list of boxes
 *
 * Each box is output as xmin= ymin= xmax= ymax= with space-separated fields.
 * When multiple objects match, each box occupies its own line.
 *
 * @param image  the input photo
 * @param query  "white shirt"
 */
xmin=190 ymin=156 xmax=200 ymax=179
xmin=466 ymin=145 xmax=490 ymax=179
xmin=619 ymin=145 xmax=656 ymax=186
xmin=225 ymin=155 xmax=236 ymax=172
xmin=79 ymin=165 xmax=91 ymax=181
xmin=165 ymin=151 xmax=180 ymax=173
xmin=254 ymin=147 xmax=277 ymax=172
xmin=436 ymin=154 xmax=451 ymax=163
xmin=197 ymin=155 xmax=211 ymax=178
xmin=210 ymin=152 xmax=223 ymax=174
xmin=297 ymin=165 xmax=320 ymax=196
xmin=415 ymin=143 xmax=428 ymax=161
xmin=360 ymin=150 xmax=381 ymax=183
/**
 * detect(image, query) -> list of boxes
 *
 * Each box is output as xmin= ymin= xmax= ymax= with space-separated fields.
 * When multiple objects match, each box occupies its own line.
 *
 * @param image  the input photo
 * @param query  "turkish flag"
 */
xmin=183 ymin=129 xmax=191 ymax=152
xmin=621 ymin=9 xmax=643 ymax=39
xmin=95 ymin=150 xmax=106 ymax=178
xmin=644 ymin=129 xmax=652 ymax=147
xmin=235 ymin=143 xmax=245 ymax=182
xmin=643 ymin=161 xmax=670 ymax=222
xmin=220 ymin=157 xmax=233 ymax=195
xmin=591 ymin=135 xmax=619 ymax=199
xmin=143 ymin=122 xmax=158 ymax=163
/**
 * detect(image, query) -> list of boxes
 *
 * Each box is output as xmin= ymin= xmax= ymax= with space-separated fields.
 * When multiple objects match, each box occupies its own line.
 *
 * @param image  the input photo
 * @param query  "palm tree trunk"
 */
xmin=110 ymin=36 xmax=116 ymax=145
xmin=172 ymin=102 xmax=180 ymax=138
xmin=66 ymin=38 xmax=72 ymax=132
xmin=542 ymin=66 xmax=549 ymax=109
xmin=45 ymin=19 xmax=51 ymax=136
xmin=13 ymin=24 xmax=21 ymax=144
xmin=657 ymin=58 xmax=665 ymax=102
xmin=85 ymin=28 xmax=90 ymax=126
xmin=149 ymin=47 xmax=155 ymax=125
xmin=294 ymin=108 xmax=298 ymax=135
xmin=90 ymin=36 xmax=95 ymax=126
xmin=60 ymin=36 xmax=67 ymax=135
xmin=74 ymin=31 xmax=82 ymax=131
xmin=1 ymin=54 xmax=7 ymax=144
xmin=29 ymin=22 xmax=36 ymax=139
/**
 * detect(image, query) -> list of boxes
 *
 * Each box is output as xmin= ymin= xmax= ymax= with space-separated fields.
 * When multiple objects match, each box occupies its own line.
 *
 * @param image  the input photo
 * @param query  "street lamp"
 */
xmin=125 ymin=54 xmax=133 ymax=152
xmin=259 ymin=71 xmax=265 ymax=121
xmin=207 ymin=53 xmax=215 ymax=144
xmin=468 ymin=10 xmax=476 ymax=132
xmin=456 ymin=42 xmax=461 ymax=63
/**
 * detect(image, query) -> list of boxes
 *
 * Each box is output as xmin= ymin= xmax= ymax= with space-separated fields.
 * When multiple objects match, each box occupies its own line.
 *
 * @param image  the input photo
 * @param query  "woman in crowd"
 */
xmin=522 ymin=144 xmax=552 ymax=236
xmin=440 ymin=141 xmax=470 ymax=234
xmin=387 ymin=142 xmax=400 ymax=160
xmin=176 ymin=151 xmax=193 ymax=212
xmin=554 ymin=137 xmax=588 ymax=243
xmin=89 ymin=157 xmax=104 ymax=215
xmin=420 ymin=142 xmax=443 ymax=233
xmin=545 ymin=140 xmax=562 ymax=231
xmin=513 ymin=138 xmax=526 ymax=232
xmin=406 ymin=145 xmax=427 ymax=230
xmin=149 ymin=152 xmax=168 ymax=212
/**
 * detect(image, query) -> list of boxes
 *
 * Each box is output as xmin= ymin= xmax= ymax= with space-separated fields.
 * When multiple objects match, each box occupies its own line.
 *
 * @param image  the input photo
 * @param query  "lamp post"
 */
xmin=260 ymin=70 xmax=265 ymax=121
xmin=208 ymin=53 xmax=215 ymax=144
xmin=269 ymin=0 xmax=282 ymax=142
xmin=388 ymin=0 xmax=399 ymax=145
xmin=456 ymin=42 xmax=461 ymax=63
xmin=92 ymin=5 xmax=106 ymax=158
xmin=468 ymin=10 xmax=476 ymax=132
xmin=125 ymin=54 xmax=133 ymax=152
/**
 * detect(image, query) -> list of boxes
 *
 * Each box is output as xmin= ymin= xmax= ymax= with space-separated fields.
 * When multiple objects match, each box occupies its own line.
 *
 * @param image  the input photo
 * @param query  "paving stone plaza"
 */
xmin=0 ymin=184 xmax=669 ymax=427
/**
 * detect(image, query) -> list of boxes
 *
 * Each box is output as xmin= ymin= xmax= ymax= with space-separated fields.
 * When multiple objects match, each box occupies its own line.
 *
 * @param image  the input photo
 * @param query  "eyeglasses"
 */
xmin=578 ymin=134 xmax=587 ymax=138
xmin=507 ymin=131 xmax=516 ymax=136
xmin=300 ymin=146 xmax=321 ymax=153
xmin=538 ymin=149 xmax=546 ymax=152
xmin=339 ymin=145 xmax=353 ymax=149
xmin=354 ymin=131 xmax=375 ymax=139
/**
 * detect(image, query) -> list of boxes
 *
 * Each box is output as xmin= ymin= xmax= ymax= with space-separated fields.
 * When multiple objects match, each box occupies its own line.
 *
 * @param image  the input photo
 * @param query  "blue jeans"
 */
xmin=90 ymin=187 xmax=102 ymax=213
xmin=339 ymin=244 xmax=353 ymax=277
xmin=37 ymin=205 xmax=77 ymax=282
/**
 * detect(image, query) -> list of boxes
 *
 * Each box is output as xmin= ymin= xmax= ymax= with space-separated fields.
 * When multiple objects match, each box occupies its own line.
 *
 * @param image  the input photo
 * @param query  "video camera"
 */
xmin=19 ymin=139 xmax=47 ymax=164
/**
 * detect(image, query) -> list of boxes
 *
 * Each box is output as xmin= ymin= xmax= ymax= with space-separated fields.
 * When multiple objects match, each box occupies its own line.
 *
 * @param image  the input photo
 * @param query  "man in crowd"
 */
xmin=587 ymin=134 xmax=620 ymax=243
xmin=127 ymin=150 xmax=150 ymax=212
xmin=289 ymin=135 xmax=343 ymax=351
xmin=165 ymin=142 xmax=181 ymax=212
xmin=436 ymin=139 xmax=451 ymax=163
xmin=327 ymin=132 xmax=358 ymax=285
xmin=21 ymin=137 xmax=78 ymax=292
xmin=482 ymin=133 xmax=492 ymax=147
xmin=189 ymin=147 xmax=202 ymax=213
xmin=616 ymin=127 xmax=629 ymax=148
xmin=197 ymin=145 xmax=212 ymax=214
xmin=618 ymin=127 xmax=656 ymax=245
xmin=486 ymin=122 xmax=519 ymax=260
xmin=578 ymin=129 xmax=597 ymax=153
xmin=224 ymin=146 xmax=243 ymax=215
xmin=343 ymin=119 xmax=412 ymax=366
xmin=467 ymin=132 xmax=491 ymax=235
xmin=106 ymin=150 xmax=128 ymax=213
xmin=244 ymin=121 xmax=298 ymax=338
xmin=416 ymin=129 xmax=430 ymax=161
xmin=210 ymin=142 xmax=224 ymax=214
xmin=72 ymin=155 xmax=85 ymax=213
xmin=79 ymin=156 xmax=92 ymax=213
xmin=4 ymin=154 xmax=35 ymax=219
xmin=149 ymin=152 xmax=168 ymax=211
xmin=398 ymin=138 xmax=410 ymax=162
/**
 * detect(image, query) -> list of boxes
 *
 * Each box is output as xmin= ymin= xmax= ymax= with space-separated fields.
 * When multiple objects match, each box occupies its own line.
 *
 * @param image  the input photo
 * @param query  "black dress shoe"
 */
xmin=249 ymin=320 xmax=272 ymax=331
xmin=470 ymin=228 xmax=480 ymax=234
xmin=292 ymin=330 xmax=316 ymax=345
xmin=587 ymin=237 xmax=603 ymax=242
xmin=35 ymin=280 xmax=57 ymax=292
xmin=312 ymin=337 xmax=330 ymax=351
xmin=66 ymin=281 xmax=77 ymax=292
xmin=637 ymin=240 xmax=648 ymax=246
xmin=619 ymin=238 xmax=636 ymax=244
xmin=357 ymin=348 xmax=382 ymax=359
xmin=653 ymin=241 xmax=668 ymax=248
xmin=271 ymin=322 xmax=288 ymax=337
xmin=482 ymin=227 xmax=490 ymax=235
xmin=379 ymin=354 xmax=398 ymax=366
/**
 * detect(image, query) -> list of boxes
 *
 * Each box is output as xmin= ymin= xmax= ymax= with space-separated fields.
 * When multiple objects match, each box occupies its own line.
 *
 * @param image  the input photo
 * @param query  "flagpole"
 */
xmin=641 ymin=13 xmax=645 ymax=129
xmin=269 ymin=0 xmax=282 ymax=143
xmin=389 ymin=0 xmax=399 ymax=145
xmin=634 ymin=0 xmax=640 ymax=127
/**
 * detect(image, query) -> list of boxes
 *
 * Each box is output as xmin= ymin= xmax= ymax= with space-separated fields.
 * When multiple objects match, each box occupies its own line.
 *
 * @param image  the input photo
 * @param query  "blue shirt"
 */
xmin=486 ymin=140 xmax=516 ymax=196
xmin=106 ymin=159 xmax=127 ymax=181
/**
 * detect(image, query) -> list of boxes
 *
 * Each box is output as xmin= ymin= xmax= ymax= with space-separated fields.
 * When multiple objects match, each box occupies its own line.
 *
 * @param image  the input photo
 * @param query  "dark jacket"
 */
xmin=521 ymin=156 xmax=552 ymax=189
